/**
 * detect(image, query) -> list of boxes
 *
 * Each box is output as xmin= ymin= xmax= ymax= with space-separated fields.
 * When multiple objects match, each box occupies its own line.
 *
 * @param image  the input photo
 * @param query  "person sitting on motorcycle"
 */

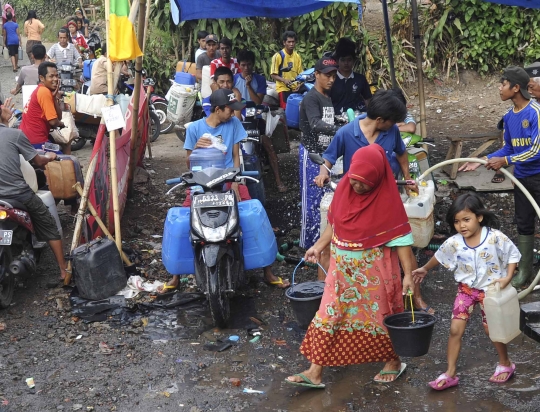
xmin=0 ymin=97 xmax=69 ymax=281
xmin=195 ymin=34 xmax=219 ymax=82
xmin=330 ymin=37 xmax=372 ymax=115
xmin=270 ymin=31 xmax=303 ymax=109
xmin=234 ymin=50 xmax=288 ymax=192
xmin=202 ymin=67 xmax=243 ymax=119
xmin=158 ymin=89 xmax=290 ymax=293
xmin=10 ymin=43 xmax=46 ymax=96
xmin=67 ymin=20 xmax=88 ymax=54
xmin=47 ymin=28 xmax=82 ymax=69
xmin=20 ymin=62 xmax=71 ymax=155
xmin=74 ymin=9 xmax=89 ymax=38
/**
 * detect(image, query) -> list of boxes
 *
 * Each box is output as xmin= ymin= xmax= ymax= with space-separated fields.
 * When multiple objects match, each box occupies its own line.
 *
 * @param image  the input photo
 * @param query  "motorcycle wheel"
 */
xmin=149 ymin=110 xmax=161 ymax=142
xmin=153 ymin=100 xmax=173 ymax=134
xmin=206 ymin=256 xmax=231 ymax=328
xmin=70 ymin=136 xmax=87 ymax=151
xmin=0 ymin=248 xmax=14 ymax=309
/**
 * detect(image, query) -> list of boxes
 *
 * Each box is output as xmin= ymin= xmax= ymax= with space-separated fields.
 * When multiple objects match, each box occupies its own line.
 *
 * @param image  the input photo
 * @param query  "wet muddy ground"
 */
xmin=2 ymin=60 xmax=540 ymax=411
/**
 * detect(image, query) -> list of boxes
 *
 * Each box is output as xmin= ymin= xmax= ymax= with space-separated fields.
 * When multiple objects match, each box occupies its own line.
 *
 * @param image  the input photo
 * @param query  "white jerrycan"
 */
xmin=483 ymin=282 xmax=521 ymax=344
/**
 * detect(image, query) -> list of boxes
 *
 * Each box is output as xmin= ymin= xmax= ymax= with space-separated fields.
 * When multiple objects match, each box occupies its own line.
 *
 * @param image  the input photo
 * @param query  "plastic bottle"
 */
xmin=483 ymin=282 xmax=521 ymax=343
xmin=18 ymin=46 xmax=23 ymax=61
xmin=346 ymin=108 xmax=355 ymax=123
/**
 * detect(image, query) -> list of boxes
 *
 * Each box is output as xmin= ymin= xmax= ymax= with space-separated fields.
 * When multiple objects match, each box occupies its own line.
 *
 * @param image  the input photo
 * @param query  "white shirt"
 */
xmin=195 ymin=48 xmax=206 ymax=62
xmin=434 ymin=227 xmax=520 ymax=291
xmin=336 ymin=71 xmax=354 ymax=80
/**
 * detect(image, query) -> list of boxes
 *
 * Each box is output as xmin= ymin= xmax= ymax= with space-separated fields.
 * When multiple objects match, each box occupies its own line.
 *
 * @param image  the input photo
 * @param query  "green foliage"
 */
xmin=10 ymin=0 xmax=80 ymax=22
xmin=417 ymin=0 xmax=540 ymax=75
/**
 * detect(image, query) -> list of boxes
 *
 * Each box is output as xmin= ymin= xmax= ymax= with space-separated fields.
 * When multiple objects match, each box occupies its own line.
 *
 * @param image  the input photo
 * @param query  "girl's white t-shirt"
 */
xmin=434 ymin=227 xmax=521 ymax=291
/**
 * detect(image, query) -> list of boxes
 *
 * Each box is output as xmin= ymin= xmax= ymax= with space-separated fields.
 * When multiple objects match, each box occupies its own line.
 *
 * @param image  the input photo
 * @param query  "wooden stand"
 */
xmin=444 ymin=131 xmax=502 ymax=179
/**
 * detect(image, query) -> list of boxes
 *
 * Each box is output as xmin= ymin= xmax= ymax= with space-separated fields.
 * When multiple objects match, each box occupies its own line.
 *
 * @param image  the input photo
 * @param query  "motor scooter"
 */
xmin=164 ymin=167 xmax=260 ymax=327
xmin=0 ymin=156 xmax=63 ymax=308
xmin=241 ymin=102 xmax=269 ymax=206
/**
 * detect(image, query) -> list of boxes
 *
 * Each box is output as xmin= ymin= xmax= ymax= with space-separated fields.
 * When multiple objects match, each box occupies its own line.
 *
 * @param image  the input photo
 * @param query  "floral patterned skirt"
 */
xmin=300 ymin=244 xmax=404 ymax=366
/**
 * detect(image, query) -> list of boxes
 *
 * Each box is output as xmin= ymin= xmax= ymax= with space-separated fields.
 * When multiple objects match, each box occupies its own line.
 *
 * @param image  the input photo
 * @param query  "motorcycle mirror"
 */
xmin=308 ymin=153 xmax=325 ymax=165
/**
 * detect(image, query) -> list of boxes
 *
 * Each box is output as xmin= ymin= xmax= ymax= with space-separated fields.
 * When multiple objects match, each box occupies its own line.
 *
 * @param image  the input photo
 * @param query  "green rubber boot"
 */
xmin=512 ymin=235 xmax=535 ymax=288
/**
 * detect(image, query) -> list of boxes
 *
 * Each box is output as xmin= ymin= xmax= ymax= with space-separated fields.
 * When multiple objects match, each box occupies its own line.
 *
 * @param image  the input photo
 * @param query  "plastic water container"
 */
xmin=285 ymin=93 xmax=303 ymax=129
xmin=403 ymin=180 xmax=435 ymax=248
xmin=239 ymin=200 xmax=277 ymax=270
xmin=484 ymin=282 xmax=521 ymax=343
xmin=20 ymin=155 xmax=37 ymax=193
xmin=83 ymin=59 xmax=96 ymax=79
xmin=319 ymin=191 xmax=334 ymax=234
xmin=36 ymin=190 xmax=63 ymax=239
xmin=174 ymin=71 xmax=196 ymax=86
xmin=162 ymin=207 xmax=195 ymax=275
xmin=189 ymin=148 xmax=226 ymax=171
xmin=201 ymin=65 xmax=212 ymax=98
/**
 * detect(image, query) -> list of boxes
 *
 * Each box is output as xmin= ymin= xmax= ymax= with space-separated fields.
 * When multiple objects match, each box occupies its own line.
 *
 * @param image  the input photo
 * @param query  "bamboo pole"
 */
xmin=142 ymin=0 xmax=151 ymax=53
xmin=127 ymin=0 xmax=148 ymax=197
xmin=73 ymin=182 xmax=132 ymax=266
xmin=104 ymin=0 xmax=122 ymax=254
xmin=64 ymin=154 xmax=99 ymax=285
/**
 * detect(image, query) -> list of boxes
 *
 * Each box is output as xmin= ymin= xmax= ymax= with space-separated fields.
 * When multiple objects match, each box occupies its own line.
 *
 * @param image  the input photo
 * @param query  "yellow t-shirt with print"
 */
xmin=271 ymin=49 xmax=303 ymax=93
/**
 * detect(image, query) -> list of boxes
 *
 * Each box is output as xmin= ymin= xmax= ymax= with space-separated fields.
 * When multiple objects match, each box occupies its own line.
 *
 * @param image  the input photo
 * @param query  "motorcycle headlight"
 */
xmin=201 ymin=226 xmax=227 ymax=242
xmin=61 ymin=65 xmax=72 ymax=71
xmin=245 ymin=107 xmax=256 ymax=117
xmin=225 ymin=207 xmax=238 ymax=236
xmin=190 ymin=211 xmax=204 ymax=238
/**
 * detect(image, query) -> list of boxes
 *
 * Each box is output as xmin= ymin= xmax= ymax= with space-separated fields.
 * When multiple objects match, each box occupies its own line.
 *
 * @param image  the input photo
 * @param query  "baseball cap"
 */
xmin=204 ymin=34 xmax=218 ymax=44
xmin=502 ymin=66 xmax=531 ymax=100
xmin=75 ymin=8 xmax=83 ymax=14
xmin=210 ymin=89 xmax=244 ymax=111
xmin=314 ymin=57 xmax=338 ymax=74
xmin=525 ymin=61 xmax=540 ymax=78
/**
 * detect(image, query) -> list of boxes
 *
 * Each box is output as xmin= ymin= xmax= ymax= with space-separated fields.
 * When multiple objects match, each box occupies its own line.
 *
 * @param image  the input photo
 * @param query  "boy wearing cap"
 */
xmin=210 ymin=37 xmax=240 ymax=78
xmin=460 ymin=66 xmax=540 ymax=288
xmin=525 ymin=62 xmax=540 ymax=101
xmin=298 ymin=57 xmax=339 ymax=276
xmin=196 ymin=34 xmax=220 ymax=82
xmin=158 ymin=89 xmax=290 ymax=293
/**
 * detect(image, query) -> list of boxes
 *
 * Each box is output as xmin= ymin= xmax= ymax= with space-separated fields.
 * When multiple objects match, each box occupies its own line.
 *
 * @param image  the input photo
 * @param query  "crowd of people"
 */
xmin=1 ymin=13 xmax=540 ymax=394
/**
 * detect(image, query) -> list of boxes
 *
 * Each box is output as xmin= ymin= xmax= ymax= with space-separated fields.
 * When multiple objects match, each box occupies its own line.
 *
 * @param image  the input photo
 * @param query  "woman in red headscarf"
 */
xmin=285 ymin=144 xmax=416 ymax=388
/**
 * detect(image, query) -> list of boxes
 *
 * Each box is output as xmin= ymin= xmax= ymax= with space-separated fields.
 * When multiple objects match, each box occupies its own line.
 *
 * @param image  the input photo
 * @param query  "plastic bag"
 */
xmin=202 ymin=133 xmax=228 ymax=153
xmin=264 ymin=112 xmax=280 ymax=137
xmin=51 ymin=111 xmax=78 ymax=144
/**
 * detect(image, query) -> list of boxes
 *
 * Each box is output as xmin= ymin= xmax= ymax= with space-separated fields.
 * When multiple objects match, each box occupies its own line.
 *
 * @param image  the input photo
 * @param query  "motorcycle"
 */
xmin=58 ymin=61 xmax=80 ymax=94
xmin=118 ymin=72 xmax=168 ymax=138
xmin=399 ymin=133 xmax=435 ymax=182
xmin=0 ymin=157 xmax=62 ymax=308
xmin=241 ymin=101 xmax=268 ymax=206
xmin=165 ymin=167 xmax=259 ymax=327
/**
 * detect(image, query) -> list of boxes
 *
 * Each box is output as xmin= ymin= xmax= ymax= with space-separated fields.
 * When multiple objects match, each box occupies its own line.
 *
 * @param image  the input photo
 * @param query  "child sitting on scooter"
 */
xmin=413 ymin=192 xmax=520 ymax=390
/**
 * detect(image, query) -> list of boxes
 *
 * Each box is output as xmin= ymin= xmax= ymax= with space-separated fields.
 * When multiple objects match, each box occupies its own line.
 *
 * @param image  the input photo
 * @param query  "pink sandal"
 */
xmin=429 ymin=373 xmax=459 ymax=391
xmin=488 ymin=363 xmax=515 ymax=383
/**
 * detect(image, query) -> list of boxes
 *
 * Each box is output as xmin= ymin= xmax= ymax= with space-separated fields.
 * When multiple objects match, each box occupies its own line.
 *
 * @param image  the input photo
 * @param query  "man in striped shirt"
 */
xmin=47 ymin=29 xmax=82 ymax=68
xmin=460 ymin=66 xmax=540 ymax=288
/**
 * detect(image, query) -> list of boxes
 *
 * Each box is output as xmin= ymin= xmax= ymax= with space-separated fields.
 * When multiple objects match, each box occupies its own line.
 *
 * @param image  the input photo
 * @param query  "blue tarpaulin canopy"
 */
xmin=171 ymin=0 xmax=539 ymax=22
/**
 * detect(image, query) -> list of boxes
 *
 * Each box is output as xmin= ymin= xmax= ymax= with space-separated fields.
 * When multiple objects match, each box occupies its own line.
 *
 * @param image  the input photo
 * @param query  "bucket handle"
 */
xmin=290 ymin=258 xmax=327 ymax=294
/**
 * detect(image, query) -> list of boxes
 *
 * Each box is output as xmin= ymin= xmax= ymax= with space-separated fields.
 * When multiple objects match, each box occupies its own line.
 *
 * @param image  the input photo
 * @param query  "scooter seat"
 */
xmin=0 ymin=198 xmax=27 ymax=211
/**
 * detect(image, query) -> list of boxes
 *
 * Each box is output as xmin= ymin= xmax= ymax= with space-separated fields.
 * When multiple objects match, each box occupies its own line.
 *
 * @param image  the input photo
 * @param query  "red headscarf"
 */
xmin=327 ymin=144 xmax=411 ymax=250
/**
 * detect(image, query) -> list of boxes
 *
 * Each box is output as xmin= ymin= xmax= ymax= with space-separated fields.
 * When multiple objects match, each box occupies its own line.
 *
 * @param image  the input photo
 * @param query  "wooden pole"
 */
xmin=127 ymin=0 xmax=147 ymax=197
xmin=142 ymin=0 xmax=151 ymax=53
xmin=105 ymin=0 xmax=122 ymax=254
xmin=411 ymin=0 xmax=427 ymax=138
xmin=73 ymin=183 xmax=132 ymax=266
xmin=64 ymin=154 xmax=99 ymax=285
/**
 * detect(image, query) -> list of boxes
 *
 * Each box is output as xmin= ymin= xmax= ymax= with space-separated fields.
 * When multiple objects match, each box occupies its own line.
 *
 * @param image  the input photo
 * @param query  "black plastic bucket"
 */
xmin=383 ymin=311 xmax=437 ymax=357
xmin=286 ymin=281 xmax=325 ymax=329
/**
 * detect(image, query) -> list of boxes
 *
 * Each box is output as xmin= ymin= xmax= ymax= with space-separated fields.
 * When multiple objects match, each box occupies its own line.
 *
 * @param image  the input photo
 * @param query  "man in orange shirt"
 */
xmin=20 ymin=62 xmax=70 ymax=154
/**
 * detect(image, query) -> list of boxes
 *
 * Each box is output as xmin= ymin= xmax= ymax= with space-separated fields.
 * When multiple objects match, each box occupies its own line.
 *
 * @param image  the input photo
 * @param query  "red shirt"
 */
xmin=210 ymin=57 xmax=240 ymax=77
xmin=20 ymin=84 xmax=58 ymax=145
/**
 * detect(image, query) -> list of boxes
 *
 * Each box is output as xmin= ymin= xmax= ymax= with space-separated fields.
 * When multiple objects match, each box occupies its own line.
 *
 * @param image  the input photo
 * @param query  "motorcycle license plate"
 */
xmin=0 ymin=230 xmax=13 ymax=246
xmin=193 ymin=193 xmax=235 ymax=208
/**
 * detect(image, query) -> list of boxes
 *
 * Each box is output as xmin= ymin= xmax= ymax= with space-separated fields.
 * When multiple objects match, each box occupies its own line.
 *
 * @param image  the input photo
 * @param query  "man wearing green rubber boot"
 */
xmin=460 ymin=66 xmax=540 ymax=288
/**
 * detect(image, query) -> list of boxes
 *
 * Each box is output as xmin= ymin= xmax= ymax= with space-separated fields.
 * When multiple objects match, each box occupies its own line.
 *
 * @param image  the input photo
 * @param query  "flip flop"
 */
xmin=284 ymin=373 xmax=325 ymax=389
xmin=491 ymin=172 xmax=505 ymax=183
xmin=488 ymin=363 xmax=515 ymax=383
xmin=416 ymin=305 xmax=435 ymax=315
xmin=373 ymin=362 xmax=407 ymax=383
xmin=265 ymin=277 xmax=290 ymax=289
xmin=429 ymin=373 xmax=459 ymax=390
